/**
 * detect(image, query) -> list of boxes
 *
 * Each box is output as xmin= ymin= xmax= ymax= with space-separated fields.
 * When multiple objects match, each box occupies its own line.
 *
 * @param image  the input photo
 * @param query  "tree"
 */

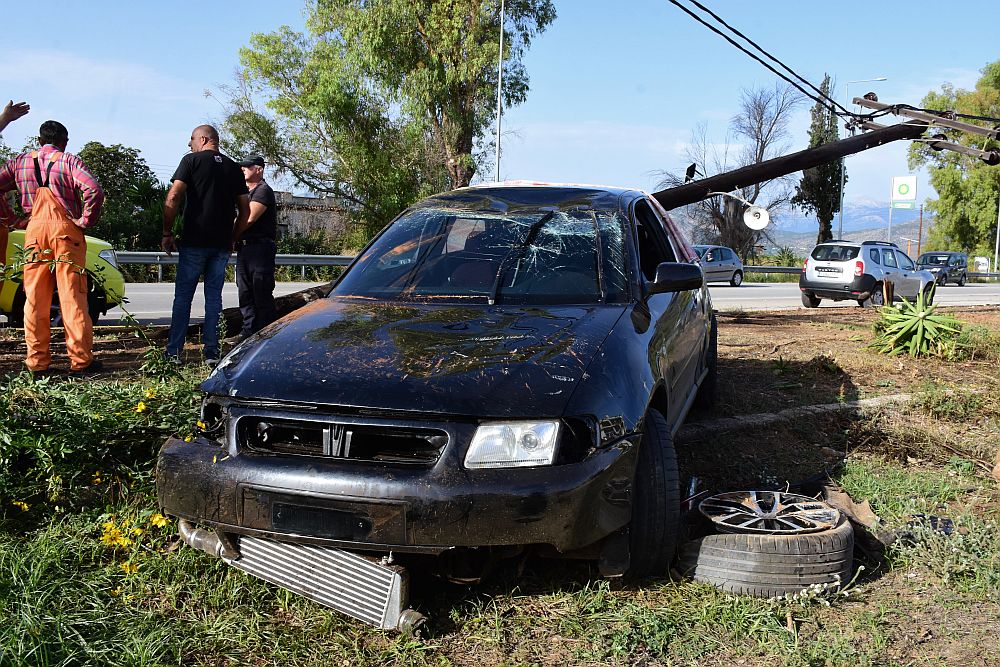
xmin=909 ymin=60 xmax=1000 ymax=256
xmin=658 ymin=84 xmax=802 ymax=258
xmin=77 ymin=142 xmax=167 ymax=251
xmin=793 ymin=74 xmax=844 ymax=245
xmin=221 ymin=0 xmax=556 ymax=241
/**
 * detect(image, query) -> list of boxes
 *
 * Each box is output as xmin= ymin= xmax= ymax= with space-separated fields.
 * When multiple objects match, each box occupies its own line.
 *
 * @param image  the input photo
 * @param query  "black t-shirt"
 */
xmin=243 ymin=180 xmax=277 ymax=242
xmin=171 ymin=151 xmax=248 ymax=248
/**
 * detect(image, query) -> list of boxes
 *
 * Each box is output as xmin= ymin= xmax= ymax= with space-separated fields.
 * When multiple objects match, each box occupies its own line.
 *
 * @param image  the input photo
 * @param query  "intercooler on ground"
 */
xmin=177 ymin=520 xmax=425 ymax=632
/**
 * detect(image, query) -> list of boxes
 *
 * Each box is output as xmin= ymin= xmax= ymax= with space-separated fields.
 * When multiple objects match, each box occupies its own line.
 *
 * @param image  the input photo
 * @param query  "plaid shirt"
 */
xmin=0 ymin=144 xmax=104 ymax=229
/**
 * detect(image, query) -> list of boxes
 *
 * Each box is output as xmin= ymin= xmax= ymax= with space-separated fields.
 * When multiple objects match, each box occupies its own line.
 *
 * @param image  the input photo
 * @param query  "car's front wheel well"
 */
xmin=647 ymin=386 xmax=669 ymax=430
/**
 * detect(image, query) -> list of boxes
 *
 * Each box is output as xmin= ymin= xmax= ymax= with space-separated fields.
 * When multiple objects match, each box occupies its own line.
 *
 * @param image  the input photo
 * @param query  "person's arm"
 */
xmin=233 ymin=194 xmax=250 ymax=240
xmin=162 ymin=180 xmax=187 ymax=255
xmin=0 ymin=101 xmax=29 ymax=134
xmin=233 ymin=200 xmax=267 ymax=241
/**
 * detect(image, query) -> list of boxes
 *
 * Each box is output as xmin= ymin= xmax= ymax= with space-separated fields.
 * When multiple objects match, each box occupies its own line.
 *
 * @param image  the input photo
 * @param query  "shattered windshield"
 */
xmin=333 ymin=206 xmax=629 ymax=305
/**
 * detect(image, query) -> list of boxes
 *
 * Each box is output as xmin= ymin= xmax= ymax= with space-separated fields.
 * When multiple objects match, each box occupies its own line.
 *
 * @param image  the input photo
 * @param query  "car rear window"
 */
xmin=811 ymin=245 xmax=859 ymax=261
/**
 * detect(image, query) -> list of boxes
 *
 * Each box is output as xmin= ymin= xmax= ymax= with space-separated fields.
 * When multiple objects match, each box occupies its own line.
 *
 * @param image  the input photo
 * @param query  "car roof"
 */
xmin=422 ymin=181 xmax=641 ymax=212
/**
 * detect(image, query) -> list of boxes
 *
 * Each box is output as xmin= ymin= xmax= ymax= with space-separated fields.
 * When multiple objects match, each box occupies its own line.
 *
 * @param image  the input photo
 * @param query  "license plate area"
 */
xmin=816 ymin=266 xmax=841 ymax=274
xmin=272 ymin=503 xmax=372 ymax=541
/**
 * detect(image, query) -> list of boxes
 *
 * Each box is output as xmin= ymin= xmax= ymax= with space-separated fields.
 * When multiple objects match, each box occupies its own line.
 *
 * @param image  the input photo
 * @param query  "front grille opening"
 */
xmin=238 ymin=417 xmax=447 ymax=465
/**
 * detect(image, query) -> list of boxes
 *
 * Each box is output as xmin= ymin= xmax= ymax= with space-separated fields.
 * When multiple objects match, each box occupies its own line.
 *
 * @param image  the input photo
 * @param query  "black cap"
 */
xmin=239 ymin=155 xmax=265 ymax=168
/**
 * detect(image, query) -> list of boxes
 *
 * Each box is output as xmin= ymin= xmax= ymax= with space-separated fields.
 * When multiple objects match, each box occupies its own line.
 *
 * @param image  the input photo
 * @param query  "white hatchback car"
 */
xmin=799 ymin=240 xmax=935 ymax=307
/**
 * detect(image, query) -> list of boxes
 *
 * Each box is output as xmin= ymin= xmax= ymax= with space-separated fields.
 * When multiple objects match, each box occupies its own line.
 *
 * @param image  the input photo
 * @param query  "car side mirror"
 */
xmin=646 ymin=262 xmax=704 ymax=296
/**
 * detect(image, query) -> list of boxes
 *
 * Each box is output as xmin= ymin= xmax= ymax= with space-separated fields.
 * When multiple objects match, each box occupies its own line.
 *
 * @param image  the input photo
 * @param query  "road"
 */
xmin=104 ymin=280 xmax=1000 ymax=325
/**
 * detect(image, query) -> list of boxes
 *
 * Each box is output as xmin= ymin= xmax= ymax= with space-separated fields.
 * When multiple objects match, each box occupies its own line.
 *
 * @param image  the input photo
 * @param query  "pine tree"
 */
xmin=793 ymin=75 xmax=844 ymax=244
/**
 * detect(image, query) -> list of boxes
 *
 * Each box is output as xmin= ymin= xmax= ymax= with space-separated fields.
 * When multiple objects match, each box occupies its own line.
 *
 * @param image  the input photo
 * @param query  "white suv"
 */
xmin=799 ymin=240 xmax=935 ymax=308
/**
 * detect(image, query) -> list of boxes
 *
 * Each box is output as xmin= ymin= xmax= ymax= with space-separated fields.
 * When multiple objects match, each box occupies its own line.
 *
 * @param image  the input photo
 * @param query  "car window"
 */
xmin=897 ymin=252 xmax=915 ymax=270
xmin=719 ymin=248 xmax=732 ymax=261
xmin=633 ymin=199 xmax=677 ymax=280
xmin=918 ymin=254 xmax=948 ymax=266
xmin=882 ymin=249 xmax=897 ymax=268
xmin=704 ymin=249 xmax=717 ymax=262
xmin=950 ymin=256 xmax=964 ymax=267
xmin=333 ymin=206 xmax=628 ymax=305
xmin=812 ymin=245 xmax=859 ymax=261
xmin=869 ymin=249 xmax=880 ymax=265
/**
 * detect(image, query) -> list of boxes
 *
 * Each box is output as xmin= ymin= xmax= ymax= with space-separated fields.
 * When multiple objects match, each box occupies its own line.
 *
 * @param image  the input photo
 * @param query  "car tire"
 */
xmin=957 ymin=273 xmax=966 ymax=287
xmin=628 ymin=409 xmax=680 ymax=577
xmin=922 ymin=284 xmax=935 ymax=305
xmin=8 ymin=281 xmax=105 ymax=328
xmin=693 ymin=314 xmax=717 ymax=411
xmin=676 ymin=514 xmax=854 ymax=598
xmin=861 ymin=282 xmax=885 ymax=308
xmin=801 ymin=292 xmax=820 ymax=308
xmin=730 ymin=270 xmax=743 ymax=287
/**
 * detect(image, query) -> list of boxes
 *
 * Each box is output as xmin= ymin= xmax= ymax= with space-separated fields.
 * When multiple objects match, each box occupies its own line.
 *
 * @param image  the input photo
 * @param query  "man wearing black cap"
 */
xmin=232 ymin=155 xmax=277 ymax=341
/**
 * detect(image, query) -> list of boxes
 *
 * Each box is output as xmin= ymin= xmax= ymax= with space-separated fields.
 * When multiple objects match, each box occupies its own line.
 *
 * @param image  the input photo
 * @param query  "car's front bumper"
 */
xmin=798 ymin=274 xmax=876 ymax=301
xmin=156 ymin=434 xmax=638 ymax=555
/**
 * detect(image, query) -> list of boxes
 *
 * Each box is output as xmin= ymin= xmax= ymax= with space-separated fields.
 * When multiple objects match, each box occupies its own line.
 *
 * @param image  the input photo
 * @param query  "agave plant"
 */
xmin=870 ymin=285 xmax=963 ymax=358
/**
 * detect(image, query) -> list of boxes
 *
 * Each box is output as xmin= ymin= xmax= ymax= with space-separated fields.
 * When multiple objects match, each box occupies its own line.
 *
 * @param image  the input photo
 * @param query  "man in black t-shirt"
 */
xmin=232 ymin=155 xmax=277 ymax=341
xmin=161 ymin=124 xmax=249 ymax=365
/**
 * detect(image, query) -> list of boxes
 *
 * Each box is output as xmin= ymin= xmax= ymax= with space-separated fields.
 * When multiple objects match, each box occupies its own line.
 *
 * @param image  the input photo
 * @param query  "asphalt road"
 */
xmin=103 ymin=280 xmax=1000 ymax=325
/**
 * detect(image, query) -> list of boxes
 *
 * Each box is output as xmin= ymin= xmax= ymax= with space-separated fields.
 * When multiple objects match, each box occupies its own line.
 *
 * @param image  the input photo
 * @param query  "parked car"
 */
xmin=156 ymin=183 xmax=717 ymax=630
xmin=799 ymin=240 xmax=935 ymax=308
xmin=916 ymin=251 xmax=968 ymax=286
xmin=1 ymin=229 xmax=125 ymax=326
xmin=694 ymin=244 xmax=744 ymax=286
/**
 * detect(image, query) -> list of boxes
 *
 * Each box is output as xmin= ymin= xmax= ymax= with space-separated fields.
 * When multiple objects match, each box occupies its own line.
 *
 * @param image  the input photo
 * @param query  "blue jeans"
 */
xmin=166 ymin=245 xmax=230 ymax=360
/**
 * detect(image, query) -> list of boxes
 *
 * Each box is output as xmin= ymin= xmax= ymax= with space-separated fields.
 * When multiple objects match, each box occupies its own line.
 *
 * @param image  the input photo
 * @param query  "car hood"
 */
xmin=204 ymin=298 xmax=627 ymax=418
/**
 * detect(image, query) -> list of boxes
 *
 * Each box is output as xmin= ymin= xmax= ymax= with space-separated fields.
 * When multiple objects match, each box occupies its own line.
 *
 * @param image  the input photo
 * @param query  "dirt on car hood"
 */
xmin=203 ymin=297 xmax=627 ymax=418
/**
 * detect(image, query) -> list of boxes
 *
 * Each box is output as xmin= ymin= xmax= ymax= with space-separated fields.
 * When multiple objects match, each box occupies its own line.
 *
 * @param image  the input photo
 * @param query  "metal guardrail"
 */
xmin=115 ymin=254 xmax=1000 ymax=282
xmin=116 ymin=252 xmax=354 ymax=281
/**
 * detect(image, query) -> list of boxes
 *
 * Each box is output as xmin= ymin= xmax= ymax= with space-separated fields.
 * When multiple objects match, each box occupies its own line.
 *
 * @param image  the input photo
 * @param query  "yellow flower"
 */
xmin=92 ymin=471 xmax=103 ymax=485
xmin=110 ymin=587 xmax=122 ymax=596
xmin=11 ymin=500 xmax=29 ymax=512
xmin=149 ymin=513 xmax=168 ymax=528
xmin=184 ymin=434 xmax=193 ymax=442
xmin=135 ymin=401 xmax=147 ymax=413
xmin=196 ymin=420 xmax=207 ymax=430
xmin=144 ymin=388 xmax=157 ymax=399
xmin=120 ymin=561 xmax=138 ymax=574
xmin=130 ymin=527 xmax=144 ymax=536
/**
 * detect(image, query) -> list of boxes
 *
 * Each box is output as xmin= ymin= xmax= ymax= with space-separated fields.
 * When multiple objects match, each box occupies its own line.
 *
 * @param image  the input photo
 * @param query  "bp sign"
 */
xmin=891 ymin=176 xmax=917 ymax=205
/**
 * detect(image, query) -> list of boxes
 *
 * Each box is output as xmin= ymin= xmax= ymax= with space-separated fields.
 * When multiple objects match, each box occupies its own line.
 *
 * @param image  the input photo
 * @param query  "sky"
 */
xmin=2 ymin=0 xmax=996 ymax=218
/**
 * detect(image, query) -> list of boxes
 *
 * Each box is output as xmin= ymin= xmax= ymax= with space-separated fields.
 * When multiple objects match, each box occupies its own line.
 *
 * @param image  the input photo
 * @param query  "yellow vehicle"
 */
xmin=1 ymin=229 xmax=126 ymax=326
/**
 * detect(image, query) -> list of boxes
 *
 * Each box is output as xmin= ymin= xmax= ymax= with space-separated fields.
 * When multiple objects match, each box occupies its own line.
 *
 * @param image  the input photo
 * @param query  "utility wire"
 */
xmin=679 ymin=0 xmax=852 ymax=117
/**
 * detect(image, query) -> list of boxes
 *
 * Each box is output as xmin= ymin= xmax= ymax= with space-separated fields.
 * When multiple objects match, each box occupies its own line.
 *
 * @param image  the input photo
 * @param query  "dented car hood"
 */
xmin=204 ymin=298 xmax=627 ymax=417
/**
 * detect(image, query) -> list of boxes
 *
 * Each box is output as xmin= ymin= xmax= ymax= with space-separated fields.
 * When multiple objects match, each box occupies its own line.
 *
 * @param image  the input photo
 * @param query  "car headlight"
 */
xmin=98 ymin=249 xmax=119 ymax=268
xmin=464 ymin=421 xmax=559 ymax=469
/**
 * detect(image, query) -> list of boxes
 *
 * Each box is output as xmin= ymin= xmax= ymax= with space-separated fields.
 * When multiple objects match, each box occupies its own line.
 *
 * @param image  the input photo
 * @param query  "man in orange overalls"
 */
xmin=0 ymin=120 xmax=104 ymax=374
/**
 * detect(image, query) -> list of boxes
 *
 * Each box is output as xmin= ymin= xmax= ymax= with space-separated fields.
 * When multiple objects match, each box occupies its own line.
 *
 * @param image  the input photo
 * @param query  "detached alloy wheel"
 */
xmin=628 ymin=409 xmax=680 ymax=577
xmin=677 ymin=491 xmax=854 ymax=598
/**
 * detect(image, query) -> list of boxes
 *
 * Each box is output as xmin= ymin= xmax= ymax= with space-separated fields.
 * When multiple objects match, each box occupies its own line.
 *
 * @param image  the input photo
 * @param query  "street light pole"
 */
xmin=837 ymin=77 xmax=887 ymax=238
xmin=494 ymin=0 xmax=505 ymax=182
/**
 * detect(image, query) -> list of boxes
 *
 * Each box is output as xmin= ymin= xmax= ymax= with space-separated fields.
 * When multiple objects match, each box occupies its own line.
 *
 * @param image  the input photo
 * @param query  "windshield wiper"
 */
xmin=488 ymin=211 xmax=555 ymax=305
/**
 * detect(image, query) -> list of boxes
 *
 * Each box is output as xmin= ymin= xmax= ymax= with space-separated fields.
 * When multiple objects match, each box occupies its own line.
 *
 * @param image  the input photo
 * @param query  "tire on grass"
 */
xmin=627 ymin=409 xmax=680 ymax=578
xmin=676 ymin=514 xmax=854 ymax=598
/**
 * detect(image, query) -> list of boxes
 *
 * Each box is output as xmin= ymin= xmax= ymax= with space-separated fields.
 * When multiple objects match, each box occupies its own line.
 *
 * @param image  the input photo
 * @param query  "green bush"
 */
xmin=0 ymin=369 xmax=201 ymax=516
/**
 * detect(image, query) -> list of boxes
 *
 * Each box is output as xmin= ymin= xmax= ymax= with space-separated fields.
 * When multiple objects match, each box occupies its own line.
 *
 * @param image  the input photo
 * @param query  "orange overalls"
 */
xmin=22 ymin=151 xmax=93 ymax=371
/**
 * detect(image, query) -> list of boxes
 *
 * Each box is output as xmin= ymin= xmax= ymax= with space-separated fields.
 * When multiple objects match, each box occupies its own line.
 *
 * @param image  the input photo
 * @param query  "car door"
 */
xmin=718 ymin=247 xmax=736 ymax=282
xmin=633 ymin=198 xmax=701 ymax=426
xmin=880 ymin=248 xmax=899 ymax=297
xmin=895 ymin=250 xmax=919 ymax=298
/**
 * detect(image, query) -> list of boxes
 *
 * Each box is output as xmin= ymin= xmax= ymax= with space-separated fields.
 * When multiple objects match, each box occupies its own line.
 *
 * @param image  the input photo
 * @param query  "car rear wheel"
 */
xmin=861 ymin=282 xmax=885 ymax=308
xmin=801 ymin=292 xmax=820 ymax=308
xmin=730 ymin=270 xmax=743 ymax=287
xmin=627 ymin=409 xmax=680 ymax=577
xmin=922 ymin=284 xmax=935 ymax=305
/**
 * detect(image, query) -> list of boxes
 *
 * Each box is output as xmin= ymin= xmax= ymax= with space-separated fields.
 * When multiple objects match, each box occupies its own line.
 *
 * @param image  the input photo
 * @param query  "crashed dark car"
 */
xmin=156 ymin=183 xmax=717 ymax=630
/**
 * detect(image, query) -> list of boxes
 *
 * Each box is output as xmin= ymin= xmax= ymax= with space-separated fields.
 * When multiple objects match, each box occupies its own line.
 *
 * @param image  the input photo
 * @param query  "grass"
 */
xmin=1 ymin=315 xmax=999 ymax=665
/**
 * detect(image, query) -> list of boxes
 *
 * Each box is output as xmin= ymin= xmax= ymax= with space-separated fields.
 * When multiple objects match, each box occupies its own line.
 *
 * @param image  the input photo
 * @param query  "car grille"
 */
xmin=232 ymin=409 xmax=448 ymax=465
